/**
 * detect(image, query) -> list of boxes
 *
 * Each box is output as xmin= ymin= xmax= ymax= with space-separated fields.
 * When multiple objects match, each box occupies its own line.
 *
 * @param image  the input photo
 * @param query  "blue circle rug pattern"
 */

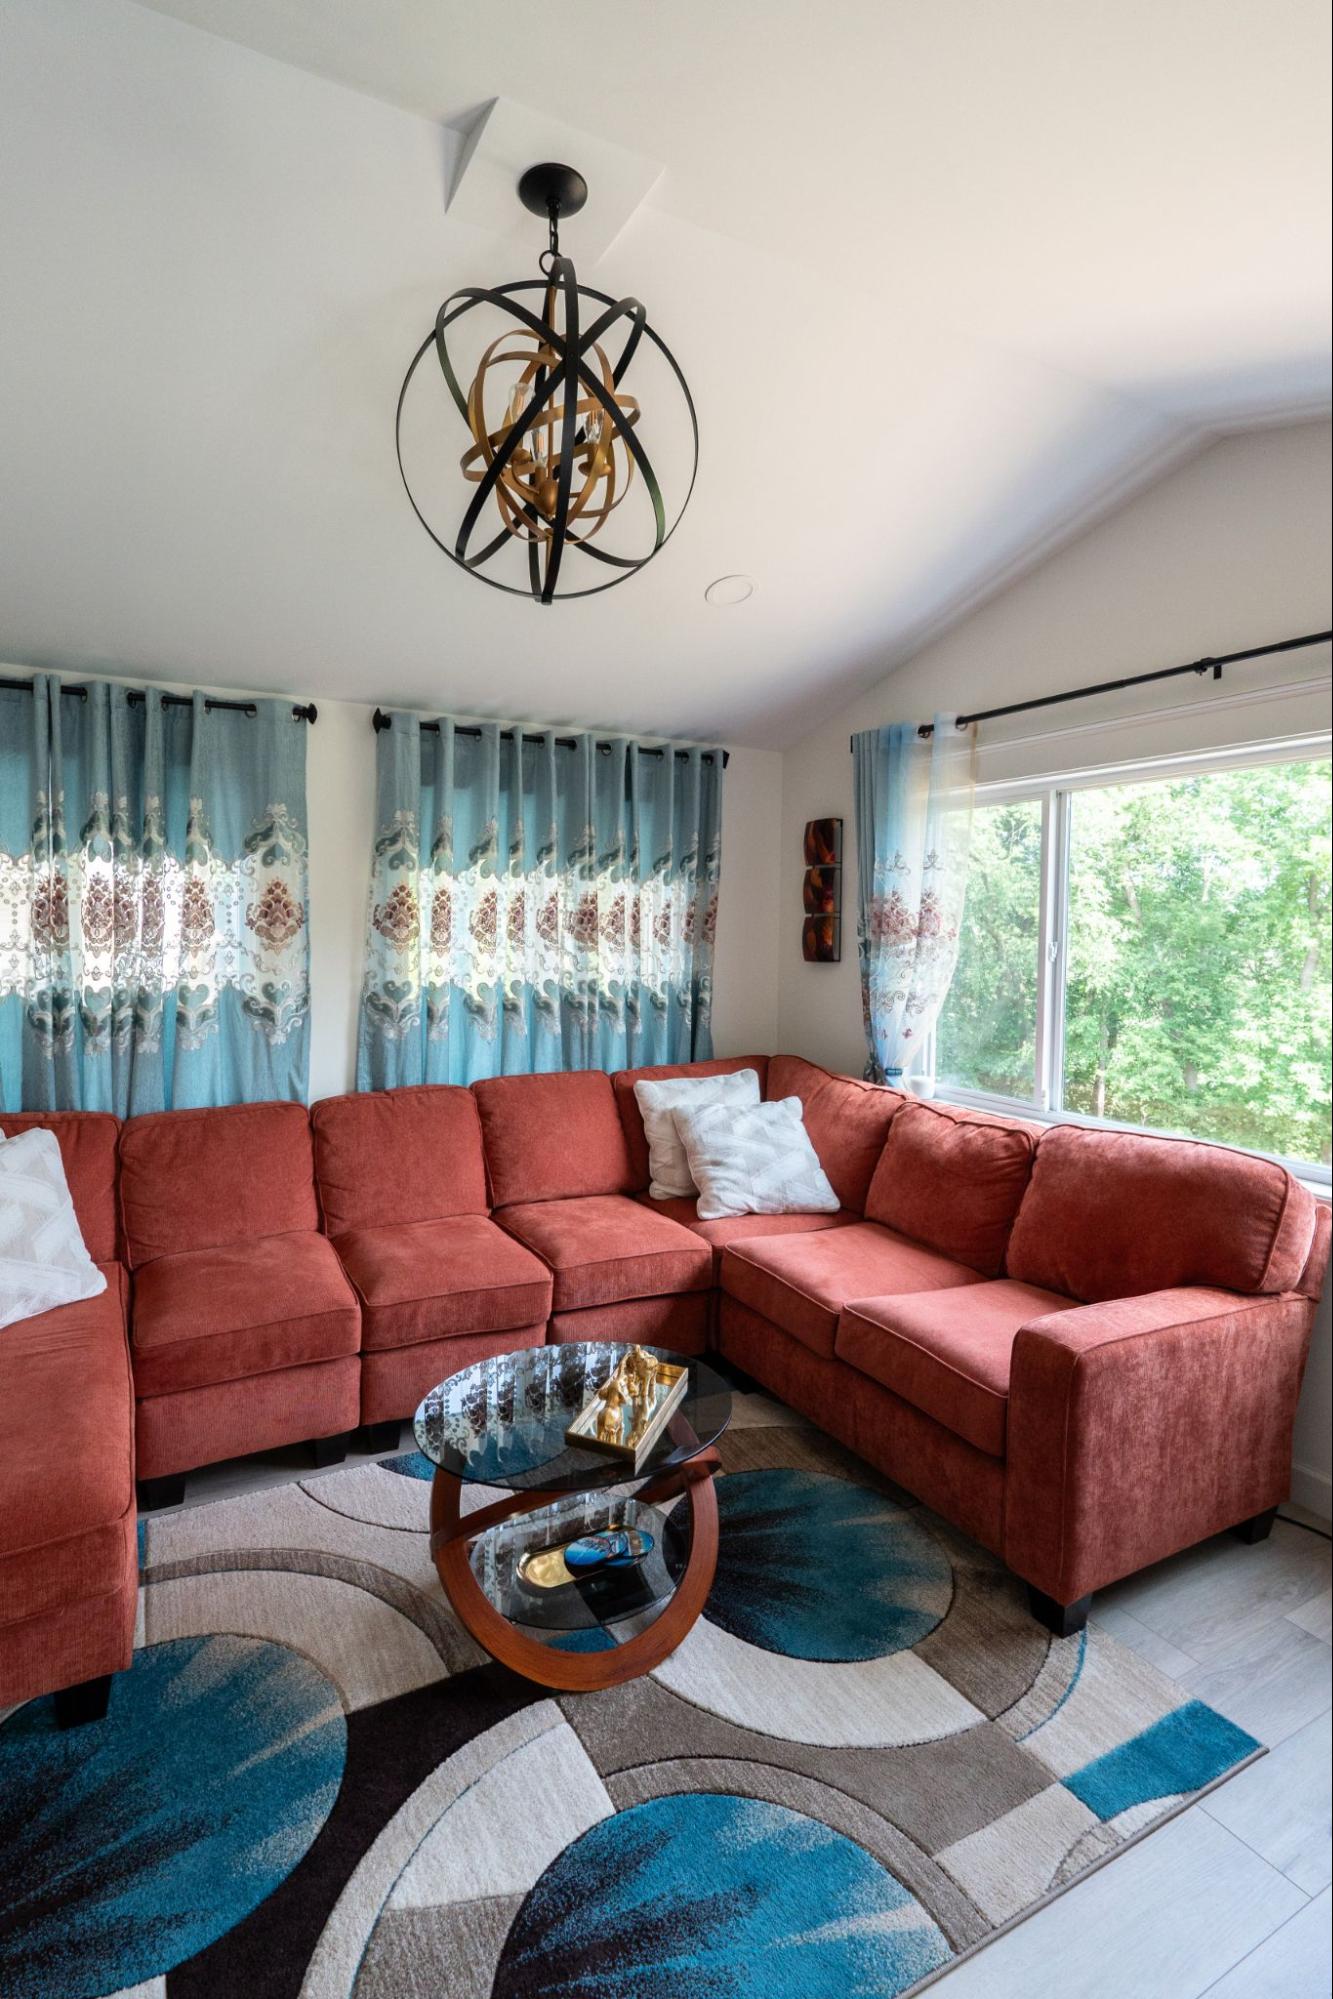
xmin=491 ymin=1792 xmax=953 ymax=1999
xmin=382 ymin=1448 xmax=436 ymax=1481
xmin=5 ymin=1419 xmax=1263 ymax=1999
xmin=706 ymin=1467 xmax=954 ymax=1660
xmin=0 ymin=1634 xmax=346 ymax=1999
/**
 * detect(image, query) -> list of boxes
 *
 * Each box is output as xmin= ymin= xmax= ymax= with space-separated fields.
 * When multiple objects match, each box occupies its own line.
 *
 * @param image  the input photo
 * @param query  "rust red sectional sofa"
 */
xmin=0 ymin=1110 xmax=137 ymax=1726
xmin=3 ymin=1053 xmax=1327 ymax=1721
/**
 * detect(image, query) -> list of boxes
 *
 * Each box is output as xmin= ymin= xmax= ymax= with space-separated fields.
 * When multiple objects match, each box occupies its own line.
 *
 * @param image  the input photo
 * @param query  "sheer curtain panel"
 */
xmin=852 ymin=716 xmax=976 ymax=1085
xmin=0 ymin=674 xmax=311 ymax=1113
xmin=358 ymin=718 xmax=724 ymax=1087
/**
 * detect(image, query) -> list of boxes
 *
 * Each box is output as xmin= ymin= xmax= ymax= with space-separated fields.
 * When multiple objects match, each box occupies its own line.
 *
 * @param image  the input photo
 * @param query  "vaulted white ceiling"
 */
xmin=1 ymin=0 xmax=1328 ymax=747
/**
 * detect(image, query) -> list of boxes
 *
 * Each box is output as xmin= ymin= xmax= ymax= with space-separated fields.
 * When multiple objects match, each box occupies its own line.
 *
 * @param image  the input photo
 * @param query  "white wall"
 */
xmin=778 ymin=421 xmax=1332 ymax=1068
xmin=776 ymin=418 xmax=1333 ymax=1518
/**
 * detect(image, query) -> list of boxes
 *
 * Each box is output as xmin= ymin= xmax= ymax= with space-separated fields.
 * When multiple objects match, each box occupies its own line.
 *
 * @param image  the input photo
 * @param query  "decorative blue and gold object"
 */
xmin=565 ymin=1528 xmax=655 ymax=1575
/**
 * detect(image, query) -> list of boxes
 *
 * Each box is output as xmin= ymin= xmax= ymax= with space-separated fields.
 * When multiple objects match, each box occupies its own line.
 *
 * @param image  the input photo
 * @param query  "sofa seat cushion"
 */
xmin=131 ymin=1232 xmax=360 ymax=1395
xmin=497 ymin=1195 xmax=713 ymax=1311
xmin=720 ymin=1222 xmax=986 ymax=1360
xmin=836 ymin=1278 xmax=1076 ymax=1456
xmin=333 ymin=1215 xmax=553 ymax=1351
xmin=0 ymin=1264 xmax=133 ymax=1627
xmin=638 ymin=1194 xmax=858 ymax=1273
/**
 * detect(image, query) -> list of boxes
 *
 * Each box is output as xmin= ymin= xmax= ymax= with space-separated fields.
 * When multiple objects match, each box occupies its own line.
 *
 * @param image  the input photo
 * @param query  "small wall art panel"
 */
xmin=802 ymin=818 xmax=842 ymax=962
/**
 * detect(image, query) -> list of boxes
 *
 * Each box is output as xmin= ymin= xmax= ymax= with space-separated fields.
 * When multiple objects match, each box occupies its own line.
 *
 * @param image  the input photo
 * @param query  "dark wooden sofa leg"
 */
xmin=137 ymin=1472 xmax=187 ymax=1511
xmin=356 ymin=1419 xmax=403 ymax=1455
xmin=1232 ymin=1506 xmax=1279 ymax=1545
xmin=310 ymin=1431 xmax=352 ymax=1469
xmin=54 ymin=1673 xmax=113 ymax=1728
xmin=1028 ymin=1586 xmax=1092 ymax=1638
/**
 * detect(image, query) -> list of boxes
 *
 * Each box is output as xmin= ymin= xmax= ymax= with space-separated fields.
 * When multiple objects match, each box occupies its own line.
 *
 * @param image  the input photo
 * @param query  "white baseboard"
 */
xmin=1290 ymin=1460 xmax=1333 ymax=1526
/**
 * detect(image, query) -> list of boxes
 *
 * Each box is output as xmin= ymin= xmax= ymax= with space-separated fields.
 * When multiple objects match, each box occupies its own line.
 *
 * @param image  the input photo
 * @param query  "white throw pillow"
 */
xmin=634 ymin=1068 xmax=762 ymax=1199
xmin=671 ymin=1095 xmax=840 ymax=1221
xmin=0 ymin=1127 xmax=107 ymax=1330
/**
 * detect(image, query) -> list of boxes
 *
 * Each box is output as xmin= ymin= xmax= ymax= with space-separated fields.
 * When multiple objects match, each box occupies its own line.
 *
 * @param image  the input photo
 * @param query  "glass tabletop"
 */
xmin=413 ymin=1341 xmax=732 ymax=1494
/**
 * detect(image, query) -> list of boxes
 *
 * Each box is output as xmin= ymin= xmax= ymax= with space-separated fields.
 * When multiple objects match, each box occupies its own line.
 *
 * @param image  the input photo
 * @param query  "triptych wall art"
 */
xmin=802 ymin=818 xmax=842 ymax=962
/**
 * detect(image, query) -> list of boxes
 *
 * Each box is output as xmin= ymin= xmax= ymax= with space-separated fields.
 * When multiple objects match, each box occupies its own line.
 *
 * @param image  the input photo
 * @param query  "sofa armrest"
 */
xmin=1004 ymin=1285 xmax=1316 ymax=1606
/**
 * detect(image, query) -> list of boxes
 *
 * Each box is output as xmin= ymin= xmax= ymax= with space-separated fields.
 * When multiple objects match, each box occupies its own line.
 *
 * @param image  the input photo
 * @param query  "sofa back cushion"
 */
xmin=1007 ymin=1123 xmax=1318 ymax=1303
xmin=0 ymin=1110 xmax=121 ymax=1264
xmin=119 ymin=1101 xmax=318 ymax=1267
xmin=766 ymin=1055 xmax=905 ymax=1213
xmin=311 ymin=1086 xmax=488 ymax=1236
xmin=865 ymin=1100 xmax=1037 ymax=1277
xmin=473 ymin=1070 xmax=634 ymax=1208
xmin=613 ymin=1056 xmax=770 ymax=1189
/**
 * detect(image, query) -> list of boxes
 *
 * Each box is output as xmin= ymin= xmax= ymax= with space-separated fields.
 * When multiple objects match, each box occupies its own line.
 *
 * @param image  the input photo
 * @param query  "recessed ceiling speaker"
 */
xmin=704 ymin=574 xmax=755 ymax=605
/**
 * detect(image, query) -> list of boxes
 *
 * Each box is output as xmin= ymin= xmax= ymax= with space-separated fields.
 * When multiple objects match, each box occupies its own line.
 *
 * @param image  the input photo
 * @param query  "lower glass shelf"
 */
xmin=467 ymin=1488 xmax=690 ymax=1649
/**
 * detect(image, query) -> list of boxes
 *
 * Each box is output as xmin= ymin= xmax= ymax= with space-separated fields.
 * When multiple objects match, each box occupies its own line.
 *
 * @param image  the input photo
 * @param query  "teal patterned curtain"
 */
xmin=852 ymin=717 xmax=976 ymax=1085
xmin=0 ymin=674 xmax=310 ymax=1114
xmin=358 ymin=717 xmax=724 ymax=1087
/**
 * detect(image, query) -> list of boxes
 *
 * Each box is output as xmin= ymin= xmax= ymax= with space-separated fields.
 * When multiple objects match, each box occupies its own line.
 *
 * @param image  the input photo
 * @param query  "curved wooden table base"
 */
xmin=430 ymin=1449 xmax=721 ymax=1693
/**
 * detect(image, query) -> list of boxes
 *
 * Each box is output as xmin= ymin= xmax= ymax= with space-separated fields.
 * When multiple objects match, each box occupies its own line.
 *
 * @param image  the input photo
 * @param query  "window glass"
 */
xmin=1063 ymin=759 xmax=1332 ymax=1166
xmin=934 ymin=798 xmax=1043 ymax=1101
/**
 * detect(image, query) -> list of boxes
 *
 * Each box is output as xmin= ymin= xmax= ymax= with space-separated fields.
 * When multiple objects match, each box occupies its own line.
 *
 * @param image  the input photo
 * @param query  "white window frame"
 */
xmin=921 ymin=730 xmax=1333 ymax=1188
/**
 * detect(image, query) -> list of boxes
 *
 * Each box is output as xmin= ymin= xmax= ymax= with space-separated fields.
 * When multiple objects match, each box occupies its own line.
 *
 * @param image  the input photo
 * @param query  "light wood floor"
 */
xmin=172 ymin=1407 xmax=1333 ymax=1999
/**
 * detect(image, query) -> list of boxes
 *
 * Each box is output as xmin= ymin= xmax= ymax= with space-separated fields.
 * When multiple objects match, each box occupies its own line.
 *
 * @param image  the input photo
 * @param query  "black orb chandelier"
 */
xmin=397 ymin=161 xmax=698 ymax=604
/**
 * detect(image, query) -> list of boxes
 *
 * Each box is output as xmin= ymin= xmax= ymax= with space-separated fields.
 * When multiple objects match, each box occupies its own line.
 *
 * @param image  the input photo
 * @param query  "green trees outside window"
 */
xmin=934 ymin=756 xmax=1332 ymax=1171
xmin=935 ymin=800 xmax=1043 ymax=1102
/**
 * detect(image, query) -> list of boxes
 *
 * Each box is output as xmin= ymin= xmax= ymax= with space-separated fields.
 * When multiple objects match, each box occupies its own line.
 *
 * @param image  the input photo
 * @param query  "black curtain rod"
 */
xmin=0 ymin=676 xmax=317 ymax=723
xmin=846 ymin=630 xmax=1331 ymax=751
xmin=372 ymin=708 xmax=728 ymax=767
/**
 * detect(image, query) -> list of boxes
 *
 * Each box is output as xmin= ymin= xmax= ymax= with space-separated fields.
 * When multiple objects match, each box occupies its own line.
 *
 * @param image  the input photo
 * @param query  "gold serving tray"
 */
xmin=564 ymin=1348 xmax=689 ymax=1469
xmin=515 ymin=1525 xmax=653 ymax=1593
xmin=516 ymin=1543 xmax=579 ymax=1591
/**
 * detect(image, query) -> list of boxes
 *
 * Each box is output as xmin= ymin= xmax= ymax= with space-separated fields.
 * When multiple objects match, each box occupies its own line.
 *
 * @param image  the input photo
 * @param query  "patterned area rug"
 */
xmin=1 ymin=1408 xmax=1261 ymax=1999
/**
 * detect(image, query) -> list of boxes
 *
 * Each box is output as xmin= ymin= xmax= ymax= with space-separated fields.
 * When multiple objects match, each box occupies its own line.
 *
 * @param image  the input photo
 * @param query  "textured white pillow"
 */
xmin=0 ymin=1127 xmax=107 ymax=1330
xmin=634 ymin=1068 xmax=762 ymax=1199
xmin=671 ymin=1095 xmax=840 ymax=1221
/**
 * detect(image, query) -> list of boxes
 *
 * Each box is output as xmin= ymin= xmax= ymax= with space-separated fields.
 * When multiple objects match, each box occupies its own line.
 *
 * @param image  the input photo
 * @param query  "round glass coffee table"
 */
xmin=414 ymin=1341 xmax=731 ymax=1692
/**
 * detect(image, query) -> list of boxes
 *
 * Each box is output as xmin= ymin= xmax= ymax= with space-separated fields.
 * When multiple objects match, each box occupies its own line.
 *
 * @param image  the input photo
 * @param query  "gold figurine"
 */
xmin=566 ymin=1348 xmax=686 ymax=1460
xmin=596 ymin=1374 xmax=630 ymax=1445
xmin=621 ymin=1346 xmax=658 ymax=1400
